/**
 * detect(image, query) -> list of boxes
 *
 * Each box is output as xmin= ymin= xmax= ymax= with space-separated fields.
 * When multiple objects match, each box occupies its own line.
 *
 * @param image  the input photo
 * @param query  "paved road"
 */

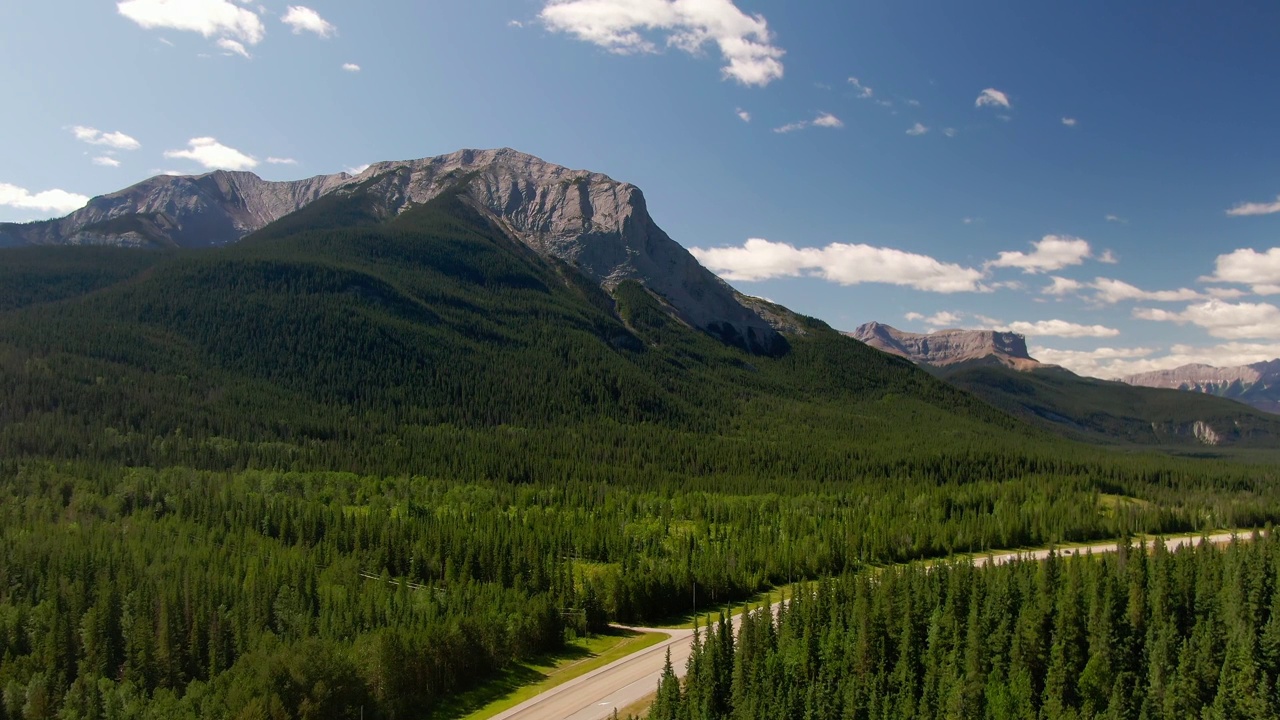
xmin=490 ymin=531 xmax=1251 ymax=720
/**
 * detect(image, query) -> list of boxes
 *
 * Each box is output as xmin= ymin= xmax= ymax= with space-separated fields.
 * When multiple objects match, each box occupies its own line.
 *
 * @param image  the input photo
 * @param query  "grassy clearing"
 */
xmin=437 ymin=626 xmax=668 ymax=720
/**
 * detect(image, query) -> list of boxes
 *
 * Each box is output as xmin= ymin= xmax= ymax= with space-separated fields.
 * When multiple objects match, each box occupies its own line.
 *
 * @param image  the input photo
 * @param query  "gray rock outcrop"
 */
xmin=849 ymin=322 xmax=1041 ymax=369
xmin=1122 ymin=361 xmax=1280 ymax=414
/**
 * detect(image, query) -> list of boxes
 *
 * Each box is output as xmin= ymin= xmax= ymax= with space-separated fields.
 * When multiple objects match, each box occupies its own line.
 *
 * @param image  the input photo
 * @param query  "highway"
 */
xmin=490 ymin=531 xmax=1249 ymax=720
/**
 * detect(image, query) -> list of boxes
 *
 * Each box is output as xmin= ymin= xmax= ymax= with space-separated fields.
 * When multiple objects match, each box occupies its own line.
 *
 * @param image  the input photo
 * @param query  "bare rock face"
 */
xmin=849 ymin=322 xmax=1041 ymax=370
xmin=0 ymin=171 xmax=351 ymax=248
xmin=0 ymin=148 xmax=783 ymax=354
xmin=1122 ymin=361 xmax=1280 ymax=414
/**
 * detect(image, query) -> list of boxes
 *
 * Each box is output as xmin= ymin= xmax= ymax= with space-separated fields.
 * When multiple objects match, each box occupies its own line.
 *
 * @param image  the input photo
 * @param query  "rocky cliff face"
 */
xmin=1122 ymin=361 xmax=1280 ymax=414
xmin=849 ymin=322 xmax=1041 ymax=370
xmin=0 ymin=171 xmax=351 ymax=248
xmin=0 ymin=148 xmax=783 ymax=354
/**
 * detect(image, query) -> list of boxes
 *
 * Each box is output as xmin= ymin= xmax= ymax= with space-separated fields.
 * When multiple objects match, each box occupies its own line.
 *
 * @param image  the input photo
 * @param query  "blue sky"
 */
xmin=3 ymin=1 xmax=1280 ymax=377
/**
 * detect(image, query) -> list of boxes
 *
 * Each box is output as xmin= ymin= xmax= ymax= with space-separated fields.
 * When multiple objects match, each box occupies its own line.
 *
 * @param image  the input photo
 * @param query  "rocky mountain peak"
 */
xmin=1121 ymin=360 xmax=1280 ymax=414
xmin=0 ymin=148 xmax=783 ymax=354
xmin=849 ymin=322 xmax=1040 ymax=370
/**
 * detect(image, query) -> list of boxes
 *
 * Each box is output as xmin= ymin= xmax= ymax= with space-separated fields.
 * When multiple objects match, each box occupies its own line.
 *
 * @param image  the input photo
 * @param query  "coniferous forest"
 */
xmin=1 ymin=186 xmax=1279 ymax=718
xmin=655 ymin=534 xmax=1280 ymax=720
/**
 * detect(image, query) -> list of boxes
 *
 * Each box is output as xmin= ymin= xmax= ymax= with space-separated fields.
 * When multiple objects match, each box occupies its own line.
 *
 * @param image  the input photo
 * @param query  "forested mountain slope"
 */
xmin=941 ymin=364 xmax=1280 ymax=448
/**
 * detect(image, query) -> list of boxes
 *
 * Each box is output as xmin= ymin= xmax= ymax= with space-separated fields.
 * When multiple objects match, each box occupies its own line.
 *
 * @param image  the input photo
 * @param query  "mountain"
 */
xmin=0 ymin=148 xmax=781 ymax=354
xmin=942 ymin=364 xmax=1280 ymax=447
xmin=1122 ymin=362 xmax=1280 ymax=414
xmin=847 ymin=323 xmax=1280 ymax=447
xmin=0 ymin=158 xmax=1050 ymax=479
xmin=849 ymin=322 xmax=1042 ymax=370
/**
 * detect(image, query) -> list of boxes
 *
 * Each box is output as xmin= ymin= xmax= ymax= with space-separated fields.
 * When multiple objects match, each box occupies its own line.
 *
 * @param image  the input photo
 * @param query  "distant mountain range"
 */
xmin=4 ymin=149 xmax=1278 ymax=451
xmin=848 ymin=323 xmax=1280 ymax=446
xmin=1122 ymin=362 xmax=1280 ymax=414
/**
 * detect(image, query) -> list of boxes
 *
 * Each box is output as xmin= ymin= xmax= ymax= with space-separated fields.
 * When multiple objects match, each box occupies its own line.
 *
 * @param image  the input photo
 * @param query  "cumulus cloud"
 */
xmin=164 ymin=137 xmax=258 ymax=171
xmin=1135 ymin=299 xmax=1280 ymax=340
xmin=71 ymin=126 xmax=141 ymax=151
xmin=1091 ymin=278 xmax=1203 ymax=305
xmin=217 ymin=37 xmax=251 ymax=58
xmin=342 ymin=62 xmax=361 ymax=72
xmin=906 ymin=122 xmax=928 ymax=136
xmin=1061 ymin=117 xmax=1077 ymax=127
xmin=1226 ymin=195 xmax=1280 ymax=217
xmin=1043 ymin=276 xmax=1084 ymax=296
xmin=909 ymin=311 xmax=965 ymax=327
xmin=0 ymin=183 xmax=90 ymax=214
xmin=117 ymin=0 xmax=265 ymax=45
xmin=999 ymin=319 xmax=1120 ymax=338
xmin=92 ymin=156 xmax=122 ymax=168
xmin=735 ymin=108 xmax=751 ymax=122
xmin=848 ymin=76 xmax=873 ymax=99
xmin=1203 ymin=248 xmax=1280 ymax=295
xmin=266 ymin=157 xmax=297 ymax=165
xmin=812 ymin=112 xmax=843 ymax=128
xmin=689 ymin=238 xmax=988 ymax=293
xmin=1038 ymin=342 xmax=1280 ymax=379
xmin=282 ymin=6 xmax=335 ymax=37
xmin=975 ymin=88 xmax=1011 ymax=109
xmin=773 ymin=112 xmax=842 ymax=133
xmin=988 ymin=235 xmax=1093 ymax=274
xmin=539 ymin=0 xmax=784 ymax=86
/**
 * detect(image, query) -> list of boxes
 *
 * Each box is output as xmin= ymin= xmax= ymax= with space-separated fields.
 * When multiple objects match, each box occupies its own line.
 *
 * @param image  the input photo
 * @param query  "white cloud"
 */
xmin=1000 ymin=319 xmax=1120 ymax=339
xmin=164 ymin=137 xmax=258 ymax=171
xmin=539 ymin=0 xmax=784 ymax=86
xmin=0 ymin=183 xmax=90 ymax=214
xmin=1061 ymin=117 xmax=1078 ymax=127
xmin=906 ymin=99 xmax=921 ymax=107
xmin=1039 ymin=342 xmax=1280 ymax=379
xmin=1226 ymin=195 xmax=1280 ymax=217
xmin=1203 ymin=248 xmax=1280 ymax=296
xmin=906 ymin=122 xmax=928 ymax=136
xmin=943 ymin=128 xmax=957 ymax=138
xmin=812 ymin=112 xmax=843 ymax=128
xmin=904 ymin=312 xmax=925 ymax=322
xmin=217 ymin=37 xmax=251 ymax=58
xmin=71 ymin=126 xmax=141 ymax=151
xmin=266 ymin=157 xmax=297 ymax=165
xmin=689 ymin=238 xmax=987 ymax=293
xmin=848 ymin=76 xmax=873 ymax=99
xmin=736 ymin=108 xmax=751 ymax=122
xmin=913 ymin=311 xmax=964 ymax=327
xmin=975 ymin=88 xmax=1011 ymax=109
xmin=988 ymin=235 xmax=1093 ymax=274
xmin=1206 ymin=287 xmax=1248 ymax=300
xmin=1090 ymin=278 xmax=1203 ymax=305
xmin=1030 ymin=346 xmax=1160 ymax=378
xmin=92 ymin=156 xmax=122 ymax=168
xmin=117 ymin=0 xmax=265 ymax=45
xmin=344 ymin=163 xmax=371 ymax=175
xmin=773 ymin=112 xmax=842 ymax=133
xmin=508 ymin=19 xmax=525 ymax=28
xmin=1105 ymin=214 xmax=1127 ymax=224
xmin=282 ymin=6 xmax=335 ymax=37
xmin=1135 ymin=299 xmax=1280 ymax=340
xmin=1043 ymin=276 xmax=1084 ymax=296
xmin=342 ymin=62 xmax=361 ymax=72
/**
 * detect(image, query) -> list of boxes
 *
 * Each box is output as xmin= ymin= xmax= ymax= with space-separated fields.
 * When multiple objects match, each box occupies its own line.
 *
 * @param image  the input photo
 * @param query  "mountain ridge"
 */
xmin=1122 ymin=360 xmax=1280 ymax=414
xmin=0 ymin=148 xmax=783 ymax=354
xmin=848 ymin=321 xmax=1042 ymax=370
